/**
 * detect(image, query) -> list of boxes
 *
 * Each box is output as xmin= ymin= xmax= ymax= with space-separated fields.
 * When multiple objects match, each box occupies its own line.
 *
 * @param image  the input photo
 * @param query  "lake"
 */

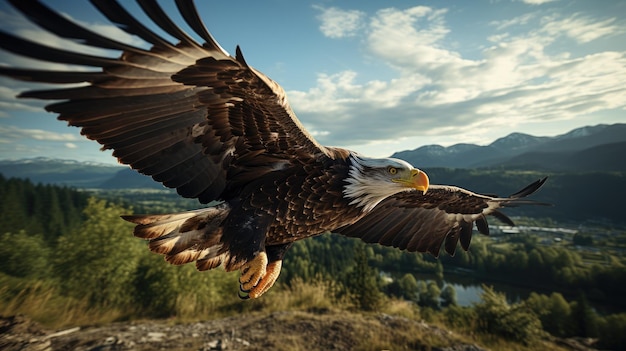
xmin=402 ymin=270 xmax=620 ymax=314
xmin=407 ymin=271 xmax=542 ymax=306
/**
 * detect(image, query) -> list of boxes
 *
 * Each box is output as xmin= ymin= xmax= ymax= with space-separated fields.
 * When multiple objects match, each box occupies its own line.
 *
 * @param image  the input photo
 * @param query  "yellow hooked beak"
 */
xmin=393 ymin=169 xmax=430 ymax=194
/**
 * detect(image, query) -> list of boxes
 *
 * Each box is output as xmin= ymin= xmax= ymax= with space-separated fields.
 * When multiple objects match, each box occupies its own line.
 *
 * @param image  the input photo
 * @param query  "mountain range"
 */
xmin=0 ymin=157 xmax=125 ymax=188
xmin=391 ymin=123 xmax=626 ymax=171
xmin=1 ymin=123 xmax=624 ymax=189
xmin=0 ymin=157 xmax=157 ymax=189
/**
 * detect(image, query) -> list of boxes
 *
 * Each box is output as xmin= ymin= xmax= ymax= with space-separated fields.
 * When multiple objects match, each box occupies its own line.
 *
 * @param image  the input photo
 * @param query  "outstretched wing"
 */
xmin=336 ymin=178 xmax=548 ymax=257
xmin=0 ymin=0 xmax=328 ymax=203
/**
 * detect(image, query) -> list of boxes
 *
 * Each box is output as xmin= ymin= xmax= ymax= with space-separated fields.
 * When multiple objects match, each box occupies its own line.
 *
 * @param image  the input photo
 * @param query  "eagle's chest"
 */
xmin=244 ymin=164 xmax=363 ymax=244
xmin=268 ymin=193 xmax=365 ymax=242
xmin=264 ymin=202 xmax=365 ymax=245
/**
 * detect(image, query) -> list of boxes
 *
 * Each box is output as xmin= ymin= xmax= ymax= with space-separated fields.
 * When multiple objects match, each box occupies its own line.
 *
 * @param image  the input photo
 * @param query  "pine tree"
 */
xmin=0 ymin=179 xmax=30 ymax=234
xmin=346 ymin=244 xmax=381 ymax=311
xmin=570 ymin=292 xmax=599 ymax=337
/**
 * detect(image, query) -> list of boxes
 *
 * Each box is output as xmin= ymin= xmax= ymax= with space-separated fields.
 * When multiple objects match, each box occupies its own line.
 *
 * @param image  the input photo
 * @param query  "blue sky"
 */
xmin=0 ymin=0 xmax=625 ymax=165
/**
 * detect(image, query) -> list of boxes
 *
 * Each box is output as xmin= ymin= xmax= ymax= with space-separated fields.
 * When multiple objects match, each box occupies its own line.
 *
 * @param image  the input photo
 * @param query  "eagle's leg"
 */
xmin=239 ymin=243 xmax=292 ymax=299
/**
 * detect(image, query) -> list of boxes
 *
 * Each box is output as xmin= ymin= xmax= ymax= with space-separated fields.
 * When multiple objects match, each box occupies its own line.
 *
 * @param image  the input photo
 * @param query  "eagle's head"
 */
xmin=344 ymin=152 xmax=430 ymax=212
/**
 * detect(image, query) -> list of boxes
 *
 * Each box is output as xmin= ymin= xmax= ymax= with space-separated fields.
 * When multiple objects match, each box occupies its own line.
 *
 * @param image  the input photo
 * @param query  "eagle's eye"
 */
xmin=388 ymin=167 xmax=397 ymax=175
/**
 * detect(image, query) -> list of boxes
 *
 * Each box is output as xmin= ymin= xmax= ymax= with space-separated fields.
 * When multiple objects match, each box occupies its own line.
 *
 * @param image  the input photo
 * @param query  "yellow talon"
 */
xmin=239 ymin=252 xmax=268 ymax=292
xmin=248 ymin=260 xmax=282 ymax=299
xmin=238 ymin=252 xmax=284 ymax=299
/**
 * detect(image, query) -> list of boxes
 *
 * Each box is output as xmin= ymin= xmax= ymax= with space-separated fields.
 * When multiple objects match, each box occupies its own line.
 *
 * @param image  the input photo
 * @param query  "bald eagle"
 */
xmin=0 ymin=0 xmax=547 ymax=299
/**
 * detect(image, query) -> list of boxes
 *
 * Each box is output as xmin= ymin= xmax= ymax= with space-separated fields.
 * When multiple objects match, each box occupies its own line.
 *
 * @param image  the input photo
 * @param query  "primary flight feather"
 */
xmin=0 ymin=0 xmax=547 ymax=299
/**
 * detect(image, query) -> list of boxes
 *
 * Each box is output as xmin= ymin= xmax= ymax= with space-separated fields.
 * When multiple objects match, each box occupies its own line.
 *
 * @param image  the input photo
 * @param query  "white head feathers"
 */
xmin=343 ymin=152 xmax=417 ymax=212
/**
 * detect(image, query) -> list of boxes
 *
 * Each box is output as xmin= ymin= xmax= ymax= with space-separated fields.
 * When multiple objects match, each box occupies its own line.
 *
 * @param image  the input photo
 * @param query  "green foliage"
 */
xmin=281 ymin=234 xmax=358 ymax=283
xmin=418 ymin=281 xmax=441 ymax=309
xmin=133 ymin=253 xmax=239 ymax=318
xmin=385 ymin=273 xmax=419 ymax=301
xmin=440 ymin=285 xmax=457 ymax=307
xmin=0 ymin=231 xmax=51 ymax=279
xmin=54 ymin=198 xmax=142 ymax=309
xmin=133 ymin=253 xmax=185 ymax=317
xmin=597 ymin=313 xmax=626 ymax=350
xmin=525 ymin=292 xmax=572 ymax=337
xmin=474 ymin=285 xmax=543 ymax=345
xmin=443 ymin=305 xmax=477 ymax=329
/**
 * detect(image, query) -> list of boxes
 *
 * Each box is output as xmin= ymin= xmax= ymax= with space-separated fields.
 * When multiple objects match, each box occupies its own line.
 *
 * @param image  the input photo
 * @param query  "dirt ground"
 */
xmin=0 ymin=311 xmax=597 ymax=351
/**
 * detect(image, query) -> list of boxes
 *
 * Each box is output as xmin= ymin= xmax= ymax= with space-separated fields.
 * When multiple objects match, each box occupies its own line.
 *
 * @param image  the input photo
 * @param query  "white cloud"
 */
xmin=287 ymin=5 xmax=626 ymax=150
xmin=521 ymin=0 xmax=558 ymax=5
xmin=541 ymin=14 xmax=622 ymax=43
xmin=0 ymin=125 xmax=80 ymax=142
xmin=490 ymin=13 xmax=537 ymax=30
xmin=314 ymin=5 xmax=366 ymax=38
xmin=0 ymin=82 xmax=49 ymax=114
xmin=367 ymin=6 xmax=456 ymax=68
xmin=65 ymin=142 xmax=78 ymax=149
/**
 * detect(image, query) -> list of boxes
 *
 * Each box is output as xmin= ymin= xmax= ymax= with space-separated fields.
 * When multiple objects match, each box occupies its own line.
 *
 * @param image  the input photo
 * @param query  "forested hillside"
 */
xmin=0 ymin=175 xmax=89 ymax=245
xmin=1 ymin=176 xmax=626 ymax=350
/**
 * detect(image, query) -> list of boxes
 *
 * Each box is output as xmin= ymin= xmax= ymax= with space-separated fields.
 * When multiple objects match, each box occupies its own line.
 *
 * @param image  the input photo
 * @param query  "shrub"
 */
xmin=474 ymin=285 xmax=543 ymax=345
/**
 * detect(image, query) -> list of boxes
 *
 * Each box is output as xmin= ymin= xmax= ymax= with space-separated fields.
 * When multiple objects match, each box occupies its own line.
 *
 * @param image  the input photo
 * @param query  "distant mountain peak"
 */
xmin=489 ymin=133 xmax=548 ymax=150
xmin=558 ymin=124 xmax=609 ymax=139
xmin=447 ymin=143 xmax=481 ymax=153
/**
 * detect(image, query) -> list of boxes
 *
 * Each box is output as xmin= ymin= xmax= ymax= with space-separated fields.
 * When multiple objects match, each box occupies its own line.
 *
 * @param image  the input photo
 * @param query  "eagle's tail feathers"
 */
xmin=122 ymin=203 xmax=232 ymax=270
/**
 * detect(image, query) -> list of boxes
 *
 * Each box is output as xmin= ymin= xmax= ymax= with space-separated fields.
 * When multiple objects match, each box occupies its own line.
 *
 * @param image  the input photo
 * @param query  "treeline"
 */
xmin=1 ymin=176 xmax=626 ymax=349
xmin=0 ymin=175 xmax=89 ymax=244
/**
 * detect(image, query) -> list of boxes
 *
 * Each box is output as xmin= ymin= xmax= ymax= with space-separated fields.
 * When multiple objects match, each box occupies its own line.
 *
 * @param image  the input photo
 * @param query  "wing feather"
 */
xmin=8 ymin=0 xmax=149 ymax=55
xmin=0 ymin=31 xmax=120 ymax=67
xmin=174 ymin=0 xmax=226 ymax=53
xmin=91 ymin=0 xmax=195 ymax=58
xmin=1 ymin=0 xmax=329 ymax=204
xmin=137 ymin=0 xmax=206 ymax=53
xmin=337 ymin=178 xmax=548 ymax=256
